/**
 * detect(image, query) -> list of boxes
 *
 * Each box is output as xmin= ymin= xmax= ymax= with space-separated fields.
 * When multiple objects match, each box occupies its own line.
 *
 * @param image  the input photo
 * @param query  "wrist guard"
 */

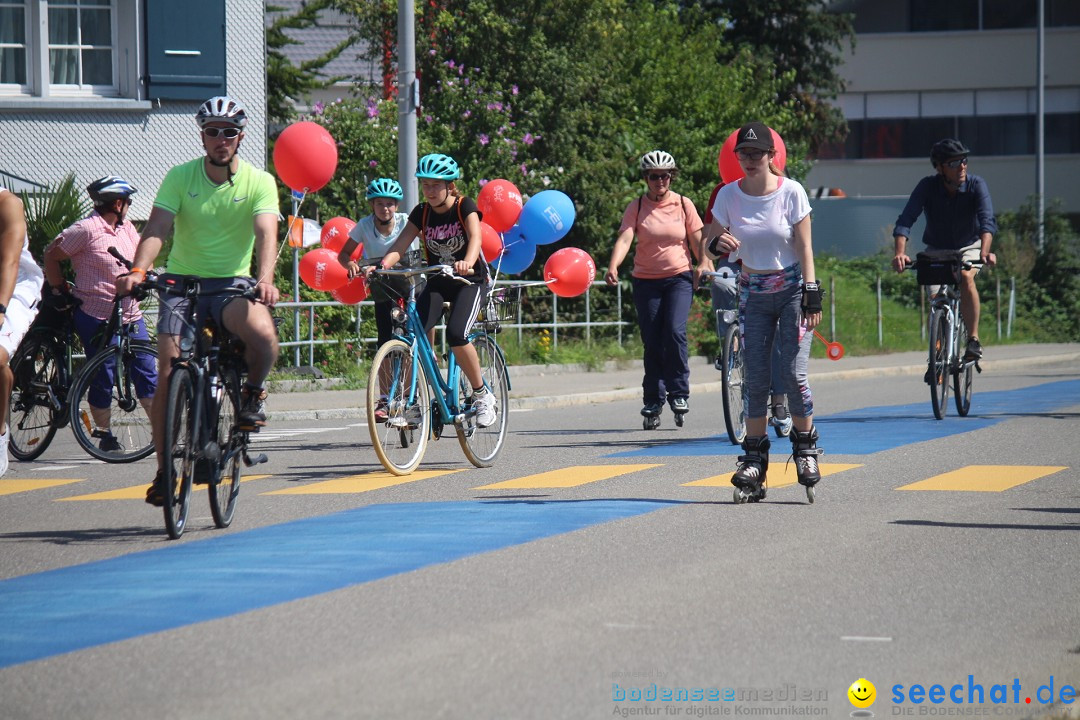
xmin=706 ymin=236 xmax=724 ymax=259
xmin=801 ymin=281 xmax=823 ymax=314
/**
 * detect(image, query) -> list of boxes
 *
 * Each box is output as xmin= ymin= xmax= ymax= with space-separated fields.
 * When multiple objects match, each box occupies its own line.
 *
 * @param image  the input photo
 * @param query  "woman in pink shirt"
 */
xmin=605 ymin=151 xmax=711 ymax=429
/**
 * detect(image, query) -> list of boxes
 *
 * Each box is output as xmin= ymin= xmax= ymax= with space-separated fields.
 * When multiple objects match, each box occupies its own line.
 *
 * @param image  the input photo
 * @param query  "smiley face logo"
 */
xmin=848 ymin=678 xmax=876 ymax=708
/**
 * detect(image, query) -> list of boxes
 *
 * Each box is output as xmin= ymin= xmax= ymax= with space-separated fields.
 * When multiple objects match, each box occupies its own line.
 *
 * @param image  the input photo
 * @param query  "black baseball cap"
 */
xmin=734 ymin=122 xmax=774 ymax=152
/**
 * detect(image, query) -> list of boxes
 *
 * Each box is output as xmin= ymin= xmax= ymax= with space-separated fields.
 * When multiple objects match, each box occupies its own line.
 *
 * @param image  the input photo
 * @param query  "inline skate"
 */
xmin=669 ymin=397 xmax=689 ymax=427
xmin=790 ymin=426 xmax=823 ymax=503
xmin=769 ymin=398 xmax=793 ymax=437
xmin=641 ymin=402 xmax=662 ymax=430
xmin=732 ymin=436 xmax=769 ymax=504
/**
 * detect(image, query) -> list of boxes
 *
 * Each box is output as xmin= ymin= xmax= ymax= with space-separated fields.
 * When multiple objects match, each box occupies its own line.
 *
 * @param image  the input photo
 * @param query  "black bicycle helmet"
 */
xmin=930 ymin=138 xmax=970 ymax=167
xmin=366 ymin=177 xmax=404 ymax=200
xmin=87 ymin=176 xmax=138 ymax=204
xmin=196 ymin=95 xmax=248 ymax=129
xmin=415 ymin=153 xmax=460 ymax=180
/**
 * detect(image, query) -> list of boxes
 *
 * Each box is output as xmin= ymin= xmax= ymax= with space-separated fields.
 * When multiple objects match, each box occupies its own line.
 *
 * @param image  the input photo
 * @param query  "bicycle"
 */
xmin=366 ymin=265 xmax=511 ymax=476
xmin=908 ymin=253 xmax=983 ymax=420
xmin=143 ymin=275 xmax=268 ymax=539
xmin=8 ymin=291 xmax=81 ymax=461
xmin=702 ymin=269 xmax=791 ymax=445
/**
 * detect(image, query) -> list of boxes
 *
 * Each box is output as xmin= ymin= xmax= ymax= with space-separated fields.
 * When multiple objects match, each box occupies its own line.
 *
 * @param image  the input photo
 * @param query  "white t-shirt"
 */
xmin=709 ymin=178 xmax=812 ymax=271
xmin=347 ymin=213 xmax=416 ymax=260
xmin=0 ymin=187 xmax=45 ymax=306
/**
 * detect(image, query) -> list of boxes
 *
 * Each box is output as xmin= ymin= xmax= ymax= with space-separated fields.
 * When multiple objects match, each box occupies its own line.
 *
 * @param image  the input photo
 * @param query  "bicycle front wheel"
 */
xmin=721 ymin=324 xmax=747 ymax=445
xmin=368 ymin=339 xmax=430 ymax=476
xmin=69 ymin=340 xmax=158 ymax=463
xmin=8 ymin=333 xmax=64 ymax=461
xmin=457 ymin=334 xmax=509 ymax=468
xmin=953 ymin=315 xmax=973 ymax=416
xmin=928 ymin=310 xmax=950 ymax=420
xmin=162 ymin=366 xmax=195 ymax=539
xmin=209 ymin=366 xmax=241 ymax=528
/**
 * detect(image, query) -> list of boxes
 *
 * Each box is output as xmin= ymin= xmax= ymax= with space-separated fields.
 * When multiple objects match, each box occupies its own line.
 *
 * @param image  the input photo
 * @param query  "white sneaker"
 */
xmin=472 ymin=390 xmax=497 ymax=428
xmin=0 ymin=429 xmax=9 ymax=479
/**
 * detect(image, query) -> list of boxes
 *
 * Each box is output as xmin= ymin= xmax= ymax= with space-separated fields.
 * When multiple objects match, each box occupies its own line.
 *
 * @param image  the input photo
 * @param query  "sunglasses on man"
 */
xmin=943 ymin=157 xmax=968 ymax=169
xmin=202 ymin=127 xmax=241 ymax=139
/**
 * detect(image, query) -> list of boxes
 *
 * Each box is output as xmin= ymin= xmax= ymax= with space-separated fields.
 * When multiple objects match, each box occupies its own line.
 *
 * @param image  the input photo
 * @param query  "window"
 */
xmin=47 ymin=0 xmax=115 ymax=90
xmin=0 ymin=0 xmax=129 ymax=97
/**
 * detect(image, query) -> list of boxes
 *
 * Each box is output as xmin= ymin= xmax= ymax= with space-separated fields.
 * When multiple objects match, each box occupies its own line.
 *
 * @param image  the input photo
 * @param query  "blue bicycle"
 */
xmin=366 ymin=265 xmax=512 ymax=475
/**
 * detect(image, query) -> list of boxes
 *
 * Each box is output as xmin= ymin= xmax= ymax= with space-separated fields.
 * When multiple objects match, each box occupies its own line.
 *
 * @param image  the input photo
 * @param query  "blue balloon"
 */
xmin=516 ymin=190 xmax=575 ymax=246
xmin=493 ymin=226 xmax=536 ymax=275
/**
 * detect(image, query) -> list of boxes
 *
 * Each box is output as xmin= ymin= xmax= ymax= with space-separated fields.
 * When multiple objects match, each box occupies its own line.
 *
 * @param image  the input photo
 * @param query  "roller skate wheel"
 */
xmin=806 ymin=486 xmax=815 ymax=503
xmin=733 ymin=488 xmax=746 ymax=504
xmin=674 ymin=413 xmax=684 ymax=427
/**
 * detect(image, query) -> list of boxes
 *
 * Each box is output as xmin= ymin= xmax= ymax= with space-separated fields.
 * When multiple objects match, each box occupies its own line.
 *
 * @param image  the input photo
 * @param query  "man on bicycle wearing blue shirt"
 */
xmin=892 ymin=138 xmax=997 ymax=364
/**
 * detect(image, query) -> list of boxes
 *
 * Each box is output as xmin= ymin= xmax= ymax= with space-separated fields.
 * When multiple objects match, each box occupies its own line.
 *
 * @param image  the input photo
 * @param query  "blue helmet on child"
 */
xmin=415 ymin=153 xmax=460 ymax=180
xmin=366 ymin=177 xmax=404 ymax=200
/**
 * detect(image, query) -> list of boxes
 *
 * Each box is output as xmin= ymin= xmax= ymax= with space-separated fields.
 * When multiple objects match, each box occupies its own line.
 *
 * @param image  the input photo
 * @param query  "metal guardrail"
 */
xmin=275 ymin=280 xmax=628 ymax=368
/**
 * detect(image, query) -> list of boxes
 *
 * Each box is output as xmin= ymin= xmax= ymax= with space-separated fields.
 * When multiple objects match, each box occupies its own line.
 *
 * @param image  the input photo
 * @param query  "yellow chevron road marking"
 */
xmin=58 ymin=475 xmax=272 ymax=501
xmin=264 ymin=469 xmax=461 ymax=495
xmin=475 ymin=464 xmax=662 ymax=490
xmin=0 ymin=478 xmax=83 ymax=496
xmin=897 ymin=465 xmax=1068 ymax=492
xmin=683 ymin=463 xmax=863 ymax=489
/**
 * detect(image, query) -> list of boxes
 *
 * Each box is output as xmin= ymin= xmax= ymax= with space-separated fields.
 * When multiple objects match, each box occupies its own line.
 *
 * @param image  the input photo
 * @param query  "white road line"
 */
xmin=840 ymin=636 xmax=893 ymax=642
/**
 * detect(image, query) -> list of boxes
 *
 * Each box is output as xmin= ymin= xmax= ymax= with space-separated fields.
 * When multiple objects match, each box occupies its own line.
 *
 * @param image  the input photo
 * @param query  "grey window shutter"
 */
xmin=145 ymin=0 xmax=226 ymax=99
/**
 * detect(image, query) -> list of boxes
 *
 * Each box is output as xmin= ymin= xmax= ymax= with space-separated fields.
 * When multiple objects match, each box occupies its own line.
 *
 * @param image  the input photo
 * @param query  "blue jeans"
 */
xmin=711 ymin=272 xmax=786 ymax=394
xmin=632 ymin=272 xmax=693 ymax=405
xmin=739 ymin=281 xmax=813 ymax=420
xmin=73 ymin=308 xmax=157 ymax=409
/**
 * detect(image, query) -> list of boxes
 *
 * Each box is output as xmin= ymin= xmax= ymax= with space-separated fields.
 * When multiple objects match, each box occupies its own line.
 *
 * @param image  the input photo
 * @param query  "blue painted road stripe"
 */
xmin=0 ymin=499 xmax=673 ymax=669
xmin=610 ymin=379 xmax=1080 ymax=457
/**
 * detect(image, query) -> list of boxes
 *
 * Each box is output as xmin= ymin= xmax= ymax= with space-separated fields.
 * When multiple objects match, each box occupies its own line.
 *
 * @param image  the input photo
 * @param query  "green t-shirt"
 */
xmin=154 ymin=157 xmax=279 ymax=277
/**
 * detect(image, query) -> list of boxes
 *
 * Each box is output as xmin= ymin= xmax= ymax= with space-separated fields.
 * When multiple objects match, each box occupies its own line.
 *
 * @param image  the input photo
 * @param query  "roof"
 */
xmin=266 ymin=0 xmax=380 ymax=86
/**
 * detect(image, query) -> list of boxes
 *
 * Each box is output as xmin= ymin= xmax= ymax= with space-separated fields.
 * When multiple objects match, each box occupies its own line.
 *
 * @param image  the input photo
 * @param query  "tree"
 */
xmin=694 ymin=0 xmax=855 ymax=153
xmin=266 ymin=1 xmax=359 ymax=126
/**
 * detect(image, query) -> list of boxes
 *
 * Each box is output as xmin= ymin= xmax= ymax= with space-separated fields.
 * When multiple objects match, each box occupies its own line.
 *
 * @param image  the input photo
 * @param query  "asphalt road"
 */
xmin=1 ymin=359 xmax=1078 ymax=720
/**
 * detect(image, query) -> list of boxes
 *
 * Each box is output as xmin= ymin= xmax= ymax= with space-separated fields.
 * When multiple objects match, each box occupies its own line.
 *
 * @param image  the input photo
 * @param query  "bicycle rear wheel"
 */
xmin=721 ymin=324 xmax=747 ymax=445
xmin=953 ymin=315 xmax=973 ymax=416
xmin=8 ymin=333 xmax=63 ymax=461
xmin=928 ymin=310 xmax=950 ymax=420
xmin=69 ymin=340 xmax=157 ymax=463
xmin=208 ymin=366 xmax=241 ymax=528
xmin=457 ymin=334 xmax=509 ymax=467
xmin=162 ymin=366 xmax=195 ymax=539
xmin=368 ymin=339 xmax=430 ymax=476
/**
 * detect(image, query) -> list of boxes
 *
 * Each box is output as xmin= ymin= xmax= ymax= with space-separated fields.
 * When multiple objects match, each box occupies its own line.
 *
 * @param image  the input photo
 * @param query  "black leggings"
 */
xmin=418 ymin=275 xmax=487 ymax=347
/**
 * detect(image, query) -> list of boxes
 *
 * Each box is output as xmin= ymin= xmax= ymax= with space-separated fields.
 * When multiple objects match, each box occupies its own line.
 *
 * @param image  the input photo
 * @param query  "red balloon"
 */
xmin=299 ymin=247 xmax=348 ymax=291
xmin=543 ymin=247 xmax=596 ymax=298
xmin=320 ymin=216 xmax=356 ymax=253
xmin=349 ymin=242 xmax=364 ymax=262
xmin=273 ymin=121 xmax=339 ymax=192
xmin=480 ymin=222 xmax=503 ymax=263
xmin=717 ymin=127 xmax=787 ymax=184
xmin=331 ymin=275 xmax=369 ymax=304
xmin=475 ymin=179 xmax=523 ymax=232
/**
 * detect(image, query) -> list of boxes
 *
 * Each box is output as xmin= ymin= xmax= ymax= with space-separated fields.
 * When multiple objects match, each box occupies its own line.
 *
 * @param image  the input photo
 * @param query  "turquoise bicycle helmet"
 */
xmin=415 ymin=153 xmax=460 ymax=180
xmin=366 ymin=177 xmax=404 ymax=200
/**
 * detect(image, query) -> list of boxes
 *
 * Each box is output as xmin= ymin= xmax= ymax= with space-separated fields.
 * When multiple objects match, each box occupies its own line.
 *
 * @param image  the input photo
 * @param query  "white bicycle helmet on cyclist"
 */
xmin=196 ymin=95 xmax=248 ymax=129
xmin=639 ymin=150 xmax=677 ymax=173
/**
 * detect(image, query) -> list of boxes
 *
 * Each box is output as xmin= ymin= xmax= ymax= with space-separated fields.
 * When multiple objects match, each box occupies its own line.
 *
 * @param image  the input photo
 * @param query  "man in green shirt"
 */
xmin=116 ymin=96 xmax=280 ymax=507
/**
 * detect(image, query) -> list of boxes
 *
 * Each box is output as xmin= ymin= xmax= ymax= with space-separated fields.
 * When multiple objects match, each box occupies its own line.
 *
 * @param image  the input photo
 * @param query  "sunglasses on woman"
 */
xmin=647 ymin=172 xmax=672 ymax=182
xmin=735 ymin=148 xmax=770 ymax=161
xmin=202 ymin=127 xmax=241 ymax=139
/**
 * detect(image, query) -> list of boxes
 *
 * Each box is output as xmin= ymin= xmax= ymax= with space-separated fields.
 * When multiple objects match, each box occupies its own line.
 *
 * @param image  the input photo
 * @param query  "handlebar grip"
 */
xmin=107 ymin=246 xmax=133 ymax=269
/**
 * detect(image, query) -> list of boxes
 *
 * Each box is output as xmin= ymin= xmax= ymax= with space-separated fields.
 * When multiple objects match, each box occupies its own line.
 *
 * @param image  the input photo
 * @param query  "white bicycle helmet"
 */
xmin=196 ymin=95 xmax=248 ymax=128
xmin=87 ymin=176 xmax=137 ymax=204
xmin=639 ymin=150 xmax=677 ymax=172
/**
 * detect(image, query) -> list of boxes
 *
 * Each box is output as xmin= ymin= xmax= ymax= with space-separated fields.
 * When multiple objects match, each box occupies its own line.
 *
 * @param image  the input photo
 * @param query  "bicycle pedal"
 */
xmin=243 ymin=451 xmax=268 ymax=467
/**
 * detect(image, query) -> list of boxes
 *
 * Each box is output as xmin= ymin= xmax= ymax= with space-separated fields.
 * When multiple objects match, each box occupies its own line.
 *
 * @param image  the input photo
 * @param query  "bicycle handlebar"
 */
xmin=903 ymin=257 xmax=984 ymax=272
xmin=370 ymin=264 xmax=474 ymax=280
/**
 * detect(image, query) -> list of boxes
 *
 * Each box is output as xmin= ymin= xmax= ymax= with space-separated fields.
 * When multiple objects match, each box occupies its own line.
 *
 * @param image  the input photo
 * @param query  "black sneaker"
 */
xmin=238 ymin=385 xmax=267 ymax=431
xmin=145 ymin=471 xmax=167 ymax=507
xmin=98 ymin=432 xmax=122 ymax=453
xmin=964 ymin=337 xmax=983 ymax=361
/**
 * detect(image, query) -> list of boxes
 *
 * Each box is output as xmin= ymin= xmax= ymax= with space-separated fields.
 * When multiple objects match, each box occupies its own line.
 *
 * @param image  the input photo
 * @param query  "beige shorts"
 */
xmin=0 ymin=293 xmax=39 ymax=360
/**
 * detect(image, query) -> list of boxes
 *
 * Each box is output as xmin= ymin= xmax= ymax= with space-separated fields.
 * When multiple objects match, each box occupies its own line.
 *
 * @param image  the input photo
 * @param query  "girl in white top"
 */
xmin=706 ymin=122 xmax=824 ymax=503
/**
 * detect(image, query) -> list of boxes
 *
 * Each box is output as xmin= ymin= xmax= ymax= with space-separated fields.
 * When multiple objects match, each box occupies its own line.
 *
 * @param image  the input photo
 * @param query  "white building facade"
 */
xmin=0 ymin=0 xmax=269 ymax=221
